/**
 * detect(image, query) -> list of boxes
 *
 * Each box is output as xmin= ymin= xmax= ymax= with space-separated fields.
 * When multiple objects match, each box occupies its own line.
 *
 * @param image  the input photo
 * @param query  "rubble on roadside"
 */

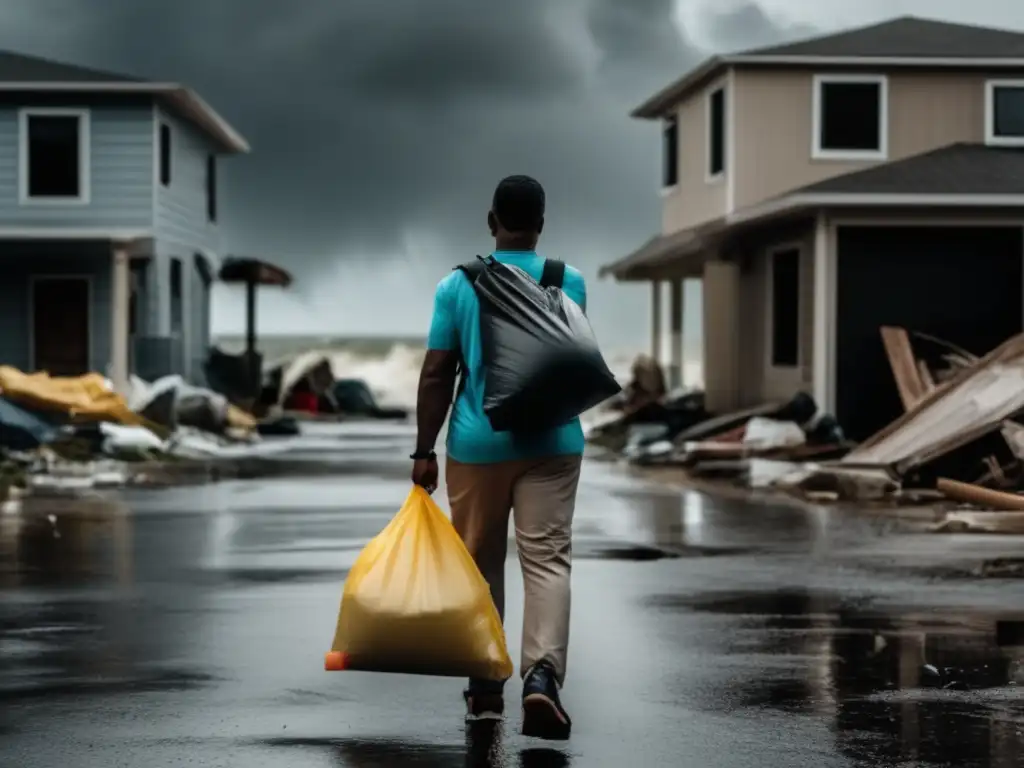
xmin=587 ymin=332 xmax=1024 ymax=532
xmin=0 ymin=366 xmax=326 ymax=495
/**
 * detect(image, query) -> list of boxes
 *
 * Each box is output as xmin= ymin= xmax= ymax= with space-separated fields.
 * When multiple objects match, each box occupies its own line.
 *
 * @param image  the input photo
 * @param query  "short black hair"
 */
xmin=492 ymin=175 xmax=545 ymax=232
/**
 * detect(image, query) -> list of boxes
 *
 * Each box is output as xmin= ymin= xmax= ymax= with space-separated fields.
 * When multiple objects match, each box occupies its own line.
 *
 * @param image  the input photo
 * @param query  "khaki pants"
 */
xmin=446 ymin=454 xmax=582 ymax=686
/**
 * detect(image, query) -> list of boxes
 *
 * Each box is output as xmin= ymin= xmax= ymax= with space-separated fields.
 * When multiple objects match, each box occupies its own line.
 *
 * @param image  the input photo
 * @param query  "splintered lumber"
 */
xmin=936 ymin=477 xmax=1024 ymax=511
xmin=881 ymin=326 xmax=928 ymax=410
xmin=845 ymin=332 xmax=1024 ymax=471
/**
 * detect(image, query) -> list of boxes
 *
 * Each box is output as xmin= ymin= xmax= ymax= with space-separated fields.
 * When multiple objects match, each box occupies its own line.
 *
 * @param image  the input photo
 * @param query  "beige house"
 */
xmin=600 ymin=16 xmax=1024 ymax=441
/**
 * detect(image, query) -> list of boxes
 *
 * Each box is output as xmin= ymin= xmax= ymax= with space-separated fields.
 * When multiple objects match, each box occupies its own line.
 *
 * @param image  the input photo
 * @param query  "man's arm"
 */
xmin=415 ymin=350 xmax=459 ymax=454
xmin=415 ymin=277 xmax=459 ymax=454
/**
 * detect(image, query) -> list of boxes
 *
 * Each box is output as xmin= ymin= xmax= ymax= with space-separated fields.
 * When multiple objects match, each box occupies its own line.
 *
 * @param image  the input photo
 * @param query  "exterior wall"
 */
xmin=732 ymin=67 xmax=1024 ymax=210
xmin=662 ymin=75 xmax=729 ymax=233
xmin=0 ymin=241 xmax=112 ymax=373
xmin=701 ymin=259 xmax=740 ymax=413
xmin=729 ymin=222 xmax=817 ymax=408
xmin=153 ymin=104 xmax=225 ymax=382
xmin=0 ymin=94 xmax=154 ymax=229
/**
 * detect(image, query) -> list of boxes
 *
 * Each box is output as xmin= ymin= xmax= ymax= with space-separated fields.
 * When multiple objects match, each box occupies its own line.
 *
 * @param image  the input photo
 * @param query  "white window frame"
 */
xmin=765 ymin=242 xmax=803 ymax=370
xmin=811 ymin=74 xmax=888 ymax=161
xmin=985 ymin=79 xmax=1024 ymax=146
xmin=18 ymin=107 xmax=91 ymax=205
xmin=705 ymin=82 xmax=726 ymax=183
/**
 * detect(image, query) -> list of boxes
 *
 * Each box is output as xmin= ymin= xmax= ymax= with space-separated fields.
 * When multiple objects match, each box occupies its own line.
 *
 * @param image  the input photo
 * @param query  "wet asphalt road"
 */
xmin=2 ymin=423 xmax=1024 ymax=767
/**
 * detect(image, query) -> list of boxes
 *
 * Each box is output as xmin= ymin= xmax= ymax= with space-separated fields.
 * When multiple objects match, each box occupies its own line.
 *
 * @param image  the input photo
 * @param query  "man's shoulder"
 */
xmin=436 ymin=267 xmax=471 ymax=296
xmin=560 ymin=263 xmax=585 ymax=286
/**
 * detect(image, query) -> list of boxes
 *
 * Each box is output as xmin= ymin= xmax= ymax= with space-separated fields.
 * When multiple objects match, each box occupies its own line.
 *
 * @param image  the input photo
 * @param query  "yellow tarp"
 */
xmin=0 ymin=367 xmax=145 ymax=425
xmin=325 ymin=486 xmax=513 ymax=680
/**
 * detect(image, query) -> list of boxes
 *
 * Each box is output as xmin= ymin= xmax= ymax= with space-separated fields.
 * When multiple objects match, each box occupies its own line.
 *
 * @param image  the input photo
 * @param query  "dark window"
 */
xmin=25 ymin=113 xmax=83 ymax=198
xmin=170 ymin=257 xmax=183 ymax=332
xmin=206 ymin=155 xmax=217 ymax=222
xmin=771 ymin=248 xmax=800 ymax=367
xmin=159 ymin=123 xmax=171 ymax=185
xmin=708 ymin=88 xmax=725 ymax=176
xmin=662 ymin=117 xmax=678 ymax=187
xmin=992 ymin=85 xmax=1024 ymax=139
xmin=817 ymin=79 xmax=883 ymax=153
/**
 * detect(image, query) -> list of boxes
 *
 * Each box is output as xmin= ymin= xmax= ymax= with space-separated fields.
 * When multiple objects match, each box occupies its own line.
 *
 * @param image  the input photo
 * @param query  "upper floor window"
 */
xmin=985 ymin=81 xmax=1024 ymax=145
xmin=812 ymin=74 xmax=888 ymax=161
xmin=662 ymin=116 xmax=678 ymax=188
xmin=707 ymin=86 xmax=726 ymax=179
xmin=206 ymin=154 xmax=217 ymax=222
xmin=159 ymin=123 xmax=172 ymax=186
xmin=19 ymin=108 xmax=90 ymax=203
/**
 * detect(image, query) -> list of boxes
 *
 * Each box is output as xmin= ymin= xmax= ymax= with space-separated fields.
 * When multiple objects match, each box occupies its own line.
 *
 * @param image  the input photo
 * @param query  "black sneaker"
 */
xmin=521 ymin=662 xmax=571 ymax=740
xmin=464 ymin=679 xmax=504 ymax=721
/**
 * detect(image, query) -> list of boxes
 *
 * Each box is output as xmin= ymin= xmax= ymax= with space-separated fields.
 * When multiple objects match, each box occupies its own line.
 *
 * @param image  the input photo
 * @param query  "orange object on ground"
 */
xmin=325 ymin=486 xmax=512 ymax=680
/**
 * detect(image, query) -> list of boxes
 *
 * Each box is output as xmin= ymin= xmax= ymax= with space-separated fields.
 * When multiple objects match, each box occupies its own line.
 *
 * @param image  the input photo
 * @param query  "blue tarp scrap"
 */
xmin=0 ymin=396 xmax=60 ymax=451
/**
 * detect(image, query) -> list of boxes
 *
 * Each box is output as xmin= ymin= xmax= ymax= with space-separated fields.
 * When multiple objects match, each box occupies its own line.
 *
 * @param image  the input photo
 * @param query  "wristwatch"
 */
xmin=410 ymin=450 xmax=437 ymax=461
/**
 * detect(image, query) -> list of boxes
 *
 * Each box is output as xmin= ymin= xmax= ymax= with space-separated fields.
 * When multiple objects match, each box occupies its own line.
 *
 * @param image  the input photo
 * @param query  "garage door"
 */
xmin=835 ymin=225 xmax=1023 ymax=442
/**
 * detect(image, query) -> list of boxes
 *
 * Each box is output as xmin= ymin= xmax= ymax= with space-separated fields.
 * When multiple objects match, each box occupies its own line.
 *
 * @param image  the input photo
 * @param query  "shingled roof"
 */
xmin=793 ymin=143 xmax=1024 ymax=196
xmin=0 ymin=48 xmax=247 ymax=153
xmin=0 ymin=50 xmax=143 ymax=83
xmin=634 ymin=16 xmax=1024 ymax=118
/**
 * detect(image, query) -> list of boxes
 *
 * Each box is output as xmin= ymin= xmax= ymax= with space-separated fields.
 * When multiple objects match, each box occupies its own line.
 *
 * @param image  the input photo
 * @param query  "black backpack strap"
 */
xmin=540 ymin=259 xmax=565 ymax=289
xmin=454 ymin=255 xmax=489 ymax=284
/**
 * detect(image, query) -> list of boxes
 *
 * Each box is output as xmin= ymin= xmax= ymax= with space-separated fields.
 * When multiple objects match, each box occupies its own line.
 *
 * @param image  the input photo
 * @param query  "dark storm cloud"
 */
xmin=0 ymin=0 xmax=812 ymax=335
xmin=702 ymin=3 xmax=818 ymax=52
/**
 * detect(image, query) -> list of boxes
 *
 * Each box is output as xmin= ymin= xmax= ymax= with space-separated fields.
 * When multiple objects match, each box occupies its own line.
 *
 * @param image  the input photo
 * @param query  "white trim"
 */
xmin=811 ymin=213 xmax=832 ymax=411
xmin=28 ymin=274 xmax=93 ymax=372
xmin=764 ymin=241 xmax=803 ymax=371
xmin=725 ymin=67 xmax=736 ymax=213
xmin=660 ymin=185 xmax=678 ymax=197
xmin=984 ymin=79 xmax=1024 ymax=146
xmin=830 ymin=216 xmax=1024 ymax=227
xmin=18 ymin=108 xmax=91 ymax=205
xmin=811 ymin=74 xmax=888 ymax=161
xmin=0 ymin=226 xmax=152 ymax=240
xmin=704 ymin=78 xmax=727 ymax=184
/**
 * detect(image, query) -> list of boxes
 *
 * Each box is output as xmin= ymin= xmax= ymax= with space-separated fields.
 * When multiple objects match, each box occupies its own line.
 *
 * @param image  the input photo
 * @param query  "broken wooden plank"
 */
xmin=936 ymin=477 xmax=1024 ymax=511
xmin=881 ymin=326 xmax=928 ymax=410
xmin=846 ymin=332 xmax=1024 ymax=470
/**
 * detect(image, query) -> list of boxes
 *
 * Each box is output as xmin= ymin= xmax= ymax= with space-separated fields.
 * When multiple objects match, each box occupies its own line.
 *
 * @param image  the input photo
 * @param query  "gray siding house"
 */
xmin=0 ymin=50 xmax=249 ymax=392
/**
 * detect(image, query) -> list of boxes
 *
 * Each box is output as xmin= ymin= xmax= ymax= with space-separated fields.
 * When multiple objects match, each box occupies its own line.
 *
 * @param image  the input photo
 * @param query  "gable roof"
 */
xmin=739 ymin=16 xmax=1024 ymax=59
xmin=634 ymin=16 xmax=1024 ymax=119
xmin=0 ymin=49 xmax=247 ymax=153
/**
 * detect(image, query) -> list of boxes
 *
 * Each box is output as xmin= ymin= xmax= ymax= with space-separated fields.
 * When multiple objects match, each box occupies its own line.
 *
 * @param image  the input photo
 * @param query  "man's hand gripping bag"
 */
xmin=324 ymin=486 xmax=513 ymax=680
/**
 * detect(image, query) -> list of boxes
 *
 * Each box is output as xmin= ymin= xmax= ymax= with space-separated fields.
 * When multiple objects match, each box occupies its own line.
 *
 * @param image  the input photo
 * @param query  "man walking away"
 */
xmin=410 ymin=175 xmax=586 ymax=740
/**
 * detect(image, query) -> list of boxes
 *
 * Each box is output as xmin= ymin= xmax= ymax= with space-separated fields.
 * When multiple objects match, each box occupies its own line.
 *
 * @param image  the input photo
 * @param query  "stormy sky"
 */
xmin=1 ymin=0 xmax=1021 ymax=347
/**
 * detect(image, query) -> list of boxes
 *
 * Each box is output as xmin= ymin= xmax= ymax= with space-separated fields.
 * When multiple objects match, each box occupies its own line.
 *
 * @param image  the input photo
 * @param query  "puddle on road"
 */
xmin=262 ymin=724 xmax=572 ymax=767
xmin=657 ymin=588 xmax=1024 ymax=767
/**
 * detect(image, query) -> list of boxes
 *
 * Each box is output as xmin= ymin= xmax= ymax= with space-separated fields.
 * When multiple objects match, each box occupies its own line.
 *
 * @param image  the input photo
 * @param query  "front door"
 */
xmin=32 ymin=277 xmax=90 ymax=376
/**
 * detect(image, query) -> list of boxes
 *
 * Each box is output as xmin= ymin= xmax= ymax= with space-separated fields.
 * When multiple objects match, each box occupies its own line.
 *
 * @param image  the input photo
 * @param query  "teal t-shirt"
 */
xmin=426 ymin=251 xmax=587 ymax=464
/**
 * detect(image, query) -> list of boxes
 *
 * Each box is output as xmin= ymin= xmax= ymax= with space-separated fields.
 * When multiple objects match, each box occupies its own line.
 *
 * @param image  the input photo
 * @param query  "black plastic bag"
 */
xmin=458 ymin=256 xmax=621 ymax=433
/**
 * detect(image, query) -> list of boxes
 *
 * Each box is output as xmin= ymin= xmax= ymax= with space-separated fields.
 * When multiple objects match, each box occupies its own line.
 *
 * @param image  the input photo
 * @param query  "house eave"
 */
xmin=0 ymin=81 xmax=250 ymax=154
xmin=632 ymin=55 xmax=1024 ymax=119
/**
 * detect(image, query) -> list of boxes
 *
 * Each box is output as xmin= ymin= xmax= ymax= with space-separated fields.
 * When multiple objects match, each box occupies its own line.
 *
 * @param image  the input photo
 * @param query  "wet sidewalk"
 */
xmin=1 ymin=445 xmax=1023 ymax=766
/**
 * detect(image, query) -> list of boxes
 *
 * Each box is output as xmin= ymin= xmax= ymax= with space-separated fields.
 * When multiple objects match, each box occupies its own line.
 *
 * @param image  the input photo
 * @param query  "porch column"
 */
xmin=650 ymin=280 xmax=662 ymax=362
xmin=668 ymin=277 xmax=684 ymax=388
xmin=812 ymin=212 xmax=832 ymax=412
xmin=109 ymin=242 xmax=131 ymax=394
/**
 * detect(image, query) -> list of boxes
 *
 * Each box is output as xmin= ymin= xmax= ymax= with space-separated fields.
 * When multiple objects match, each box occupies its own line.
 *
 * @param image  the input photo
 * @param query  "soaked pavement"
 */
xmin=1 ymin=424 xmax=1023 ymax=767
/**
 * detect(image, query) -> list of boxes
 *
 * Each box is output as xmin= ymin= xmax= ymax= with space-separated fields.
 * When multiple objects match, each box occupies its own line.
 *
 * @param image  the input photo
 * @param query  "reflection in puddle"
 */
xmin=262 ymin=724 xmax=572 ymax=767
xmin=661 ymin=588 xmax=1024 ymax=767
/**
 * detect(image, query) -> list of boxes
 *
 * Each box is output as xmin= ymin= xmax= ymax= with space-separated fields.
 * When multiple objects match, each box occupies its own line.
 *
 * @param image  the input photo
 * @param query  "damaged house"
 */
xmin=601 ymin=16 xmax=1024 ymax=443
xmin=0 ymin=49 xmax=252 ymax=392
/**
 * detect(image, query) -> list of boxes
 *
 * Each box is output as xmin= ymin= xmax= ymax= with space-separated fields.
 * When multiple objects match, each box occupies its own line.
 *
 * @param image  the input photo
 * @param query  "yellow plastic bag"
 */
xmin=324 ymin=486 xmax=513 ymax=680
